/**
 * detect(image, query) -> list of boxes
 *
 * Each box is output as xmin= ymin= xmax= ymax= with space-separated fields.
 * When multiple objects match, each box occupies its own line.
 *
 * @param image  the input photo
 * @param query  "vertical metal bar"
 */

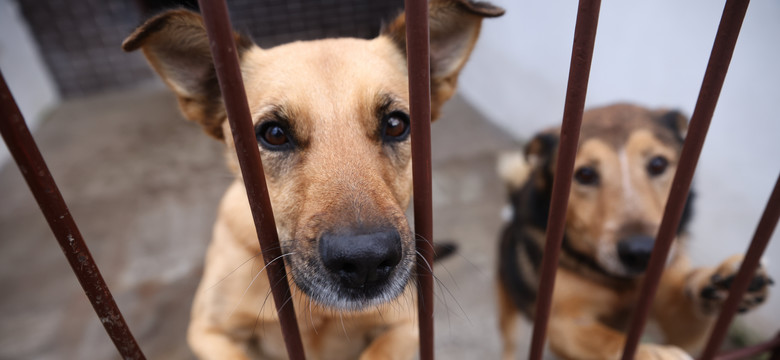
xmin=620 ymin=1 xmax=750 ymax=358
xmin=195 ymin=1 xmax=306 ymax=359
xmin=527 ymin=1 xmax=601 ymax=359
xmin=403 ymin=0 xmax=434 ymax=359
xmin=699 ymin=173 xmax=780 ymax=360
xmin=712 ymin=331 xmax=780 ymax=360
xmin=0 ymin=71 xmax=146 ymax=360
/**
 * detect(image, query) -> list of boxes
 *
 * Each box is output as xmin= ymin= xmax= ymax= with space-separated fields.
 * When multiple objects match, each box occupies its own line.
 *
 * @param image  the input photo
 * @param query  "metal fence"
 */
xmin=0 ymin=0 xmax=778 ymax=360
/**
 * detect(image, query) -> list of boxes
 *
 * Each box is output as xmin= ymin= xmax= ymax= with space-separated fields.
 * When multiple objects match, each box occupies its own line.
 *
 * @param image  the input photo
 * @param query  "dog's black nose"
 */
xmin=617 ymin=235 xmax=655 ymax=273
xmin=319 ymin=230 xmax=402 ymax=288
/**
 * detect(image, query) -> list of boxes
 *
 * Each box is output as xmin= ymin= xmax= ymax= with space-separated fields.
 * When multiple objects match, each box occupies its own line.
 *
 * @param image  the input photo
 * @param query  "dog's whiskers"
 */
xmin=411 ymin=250 xmax=470 ymax=326
xmin=339 ymin=312 xmax=350 ymax=341
xmin=204 ymin=244 xmax=287 ymax=292
xmin=253 ymin=270 xmax=297 ymax=339
xmin=308 ymin=295 xmax=318 ymax=335
xmin=205 ymin=251 xmax=261 ymax=291
xmin=415 ymin=249 xmax=434 ymax=275
xmin=228 ymin=252 xmax=295 ymax=320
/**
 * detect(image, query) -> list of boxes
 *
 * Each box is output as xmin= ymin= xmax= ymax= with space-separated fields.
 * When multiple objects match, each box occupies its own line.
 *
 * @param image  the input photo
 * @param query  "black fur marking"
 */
xmin=560 ymin=236 xmax=623 ymax=280
xmin=524 ymin=133 xmax=558 ymax=163
xmin=497 ymin=137 xmax=556 ymax=316
xmin=656 ymin=110 xmax=687 ymax=143
xmin=523 ymin=235 xmax=543 ymax=269
xmin=498 ymin=223 xmax=538 ymax=316
xmin=509 ymin=167 xmax=552 ymax=231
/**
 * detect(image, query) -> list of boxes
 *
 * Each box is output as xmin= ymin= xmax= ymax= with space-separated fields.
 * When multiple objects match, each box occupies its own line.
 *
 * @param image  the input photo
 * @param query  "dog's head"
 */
xmin=504 ymin=104 xmax=693 ymax=279
xmin=123 ymin=1 xmax=503 ymax=310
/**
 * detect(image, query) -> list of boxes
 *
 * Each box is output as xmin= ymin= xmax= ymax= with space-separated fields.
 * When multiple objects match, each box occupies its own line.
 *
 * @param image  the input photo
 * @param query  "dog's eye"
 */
xmin=256 ymin=122 xmax=293 ymax=150
xmin=647 ymin=156 xmax=669 ymax=176
xmin=574 ymin=166 xmax=599 ymax=185
xmin=381 ymin=112 xmax=410 ymax=142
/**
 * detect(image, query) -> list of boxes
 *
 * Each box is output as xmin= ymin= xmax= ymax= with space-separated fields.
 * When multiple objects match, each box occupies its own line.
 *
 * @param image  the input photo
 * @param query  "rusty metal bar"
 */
xmin=196 ymin=1 xmax=306 ymax=359
xmin=404 ymin=0 xmax=434 ymax=359
xmin=527 ymin=1 xmax=601 ymax=359
xmin=0 ymin=71 xmax=146 ymax=359
xmin=620 ymin=0 xmax=750 ymax=358
xmin=699 ymin=173 xmax=780 ymax=359
xmin=712 ymin=331 xmax=780 ymax=360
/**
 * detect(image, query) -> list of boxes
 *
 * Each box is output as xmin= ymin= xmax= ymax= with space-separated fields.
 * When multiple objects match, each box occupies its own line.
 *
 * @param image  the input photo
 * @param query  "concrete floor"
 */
xmin=0 ymin=85 xmax=529 ymax=359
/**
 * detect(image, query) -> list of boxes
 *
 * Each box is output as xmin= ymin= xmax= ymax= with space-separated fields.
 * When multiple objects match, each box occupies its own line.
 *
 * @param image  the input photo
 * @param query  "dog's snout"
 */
xmin=617 ymin=235 xmax=655 ymax=273
xmin=319 ymin=230 xmax=402 ymax=288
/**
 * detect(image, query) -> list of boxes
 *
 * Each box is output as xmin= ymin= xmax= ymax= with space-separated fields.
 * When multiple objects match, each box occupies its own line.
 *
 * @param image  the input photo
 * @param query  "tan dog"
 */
xmin=123 ymin=1 xmax=503 ymax=359
xmin=496 ymin=104 xmax=773 ymax=360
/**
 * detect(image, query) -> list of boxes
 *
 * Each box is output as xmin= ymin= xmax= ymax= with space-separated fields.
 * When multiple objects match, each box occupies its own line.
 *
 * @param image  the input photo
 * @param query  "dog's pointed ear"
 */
xmin=524 ymin=132 xmax=559 ymax=168
xmin=654 ymin=110 xmax=689 ymax=143
xmin=122 ymin=9 xmax=255 ymax=140
xmin=383 ymin=0 xmax=504 ymax=120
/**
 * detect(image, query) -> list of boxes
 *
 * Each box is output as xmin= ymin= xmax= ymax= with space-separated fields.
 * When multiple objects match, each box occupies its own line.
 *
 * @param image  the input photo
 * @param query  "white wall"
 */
xmin=460 ymin=0 xmax=780 ymax=337
xmin=0 ymin=0 xmax=60 ymax=166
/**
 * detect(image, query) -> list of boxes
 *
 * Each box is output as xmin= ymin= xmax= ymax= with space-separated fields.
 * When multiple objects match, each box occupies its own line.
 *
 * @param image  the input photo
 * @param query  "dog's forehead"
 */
xmin=578 ymin=104 xmax=679 ymax=150
xmin=241 ymin=37 xmax=409 ymax=110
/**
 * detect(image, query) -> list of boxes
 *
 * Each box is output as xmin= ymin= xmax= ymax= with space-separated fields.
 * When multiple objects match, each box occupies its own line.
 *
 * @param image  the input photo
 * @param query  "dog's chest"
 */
xmin=252 ymin=316 xmax=375 ymax=360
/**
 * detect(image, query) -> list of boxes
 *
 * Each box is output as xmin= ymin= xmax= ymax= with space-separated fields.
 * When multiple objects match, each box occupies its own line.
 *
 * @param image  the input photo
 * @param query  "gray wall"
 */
xmin=14 ymin=0 xmax=404 ymax=98
xmin=0 ymin=0 xmax=59 ymax=165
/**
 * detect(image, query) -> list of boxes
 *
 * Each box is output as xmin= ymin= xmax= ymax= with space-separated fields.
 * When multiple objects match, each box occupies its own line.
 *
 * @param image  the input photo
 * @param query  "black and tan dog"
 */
xmin=496 ymin=104 xmax=773 ymax=360
xmin=123 ymin=1 xmax=502 ymax=359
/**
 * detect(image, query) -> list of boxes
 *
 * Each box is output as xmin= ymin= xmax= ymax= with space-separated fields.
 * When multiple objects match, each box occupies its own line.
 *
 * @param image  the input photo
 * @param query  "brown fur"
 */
xmin=123 ymin=2 xmax=502 ymax=359
xmin=497 ymin=104 xmax=772 ymax=360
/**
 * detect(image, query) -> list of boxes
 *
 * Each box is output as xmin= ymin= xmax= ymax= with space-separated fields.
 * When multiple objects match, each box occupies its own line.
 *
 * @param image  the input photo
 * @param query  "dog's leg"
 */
xmin=653 ymin=254 xmax=714 ymax=352
xmin=497 ymin=280 xmax=521 ymax=360
xmin=546 ymin=270 xmax=692 ymax=360
xmin=654 ymin=254 xmax=772 ymax=352
xmin=188 ymin=215 xmax=281 ymax=360
xmin=188 ymin=319 xmax=252 ymax=360
xmin=359 ymin=319 xmax=418 ymax=360
xmin=548 ymin=313 xmax=692 ymax=360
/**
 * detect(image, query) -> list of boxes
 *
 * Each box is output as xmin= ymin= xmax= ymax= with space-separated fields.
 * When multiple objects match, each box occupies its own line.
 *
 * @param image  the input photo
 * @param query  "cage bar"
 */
xmin=0 ymin=71 xmax=146 ymax=360
xmin=698 ymin=173 xmax=780 ymax=359
xmin=620 ymin=0 xmax=751 ymax=358
xmin=196 ymin=0 xmax=306 ymax=358
xmin=403 ymin=0 xmax=435 ymax=359
xmin=527 ymin=1 xmax=602 ymax=359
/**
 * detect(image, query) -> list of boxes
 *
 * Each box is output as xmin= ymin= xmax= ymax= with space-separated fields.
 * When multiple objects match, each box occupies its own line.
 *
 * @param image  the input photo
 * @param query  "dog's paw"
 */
xmin=694 ymin=254 xmax=773 ymax=315
xmin=637 ymin=344 xmax=693 ymax=360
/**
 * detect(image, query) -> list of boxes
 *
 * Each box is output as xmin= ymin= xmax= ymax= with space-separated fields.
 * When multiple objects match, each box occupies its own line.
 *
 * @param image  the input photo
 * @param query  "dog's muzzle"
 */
xmin=289 ymin=224 xmax=412 ymax=310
